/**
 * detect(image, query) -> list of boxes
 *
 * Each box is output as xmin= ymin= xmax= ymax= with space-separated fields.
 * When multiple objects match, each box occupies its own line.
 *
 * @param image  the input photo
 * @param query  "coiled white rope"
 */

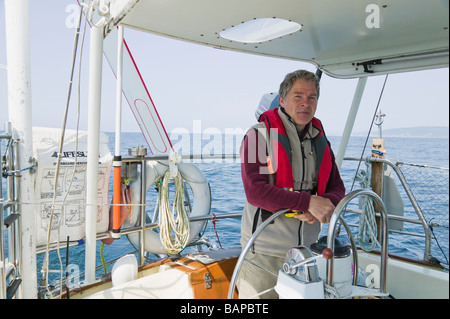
xmin=355 ymin=158 xmax=380 ymax=251
xmin=158 ymin=170 xmax=190 ymax=255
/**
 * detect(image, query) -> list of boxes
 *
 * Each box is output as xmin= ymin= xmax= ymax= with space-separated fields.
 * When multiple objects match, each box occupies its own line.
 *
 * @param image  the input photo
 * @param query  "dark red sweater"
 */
xmin=240 ymin=129 xmax=345 ymax=213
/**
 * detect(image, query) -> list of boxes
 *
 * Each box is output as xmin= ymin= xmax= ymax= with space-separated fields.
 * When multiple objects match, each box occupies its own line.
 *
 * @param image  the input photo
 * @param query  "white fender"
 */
xmin=123 ymin=161 xmax=211 ymax=255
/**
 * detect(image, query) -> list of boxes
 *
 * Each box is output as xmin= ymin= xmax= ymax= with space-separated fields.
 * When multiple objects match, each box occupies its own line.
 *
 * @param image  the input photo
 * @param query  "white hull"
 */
xmin=61 ymin=248 xmax=448 ymax=299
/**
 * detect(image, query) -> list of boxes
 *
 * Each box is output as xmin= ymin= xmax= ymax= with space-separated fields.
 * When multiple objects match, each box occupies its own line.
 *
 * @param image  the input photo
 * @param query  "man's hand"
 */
xmin=306 ymin=195 xmax=335 ymax=224
xmin=293 ymin=212 xmax=318 ymax=224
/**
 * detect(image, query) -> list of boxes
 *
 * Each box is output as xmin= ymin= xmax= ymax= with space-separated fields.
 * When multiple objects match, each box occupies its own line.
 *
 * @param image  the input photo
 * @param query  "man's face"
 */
xmin=280 ymin=79 xmax=318 ymax=131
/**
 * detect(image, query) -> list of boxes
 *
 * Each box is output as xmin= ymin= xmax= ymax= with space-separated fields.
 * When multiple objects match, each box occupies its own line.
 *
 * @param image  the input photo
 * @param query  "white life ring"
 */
xmin=123 ymin=160 xmax=211 ymax=255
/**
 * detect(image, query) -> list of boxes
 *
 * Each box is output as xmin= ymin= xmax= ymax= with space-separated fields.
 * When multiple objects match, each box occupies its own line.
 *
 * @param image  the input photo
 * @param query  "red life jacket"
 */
xmin=258 ymin=108 xmax=332 ymax=196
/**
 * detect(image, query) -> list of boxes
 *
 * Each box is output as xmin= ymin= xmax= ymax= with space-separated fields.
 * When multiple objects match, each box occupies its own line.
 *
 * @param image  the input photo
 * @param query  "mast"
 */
xmin=4 ymin=0 xmax=37 ymax=298
xmin=85 ymin=22 xmax=104 ymax=284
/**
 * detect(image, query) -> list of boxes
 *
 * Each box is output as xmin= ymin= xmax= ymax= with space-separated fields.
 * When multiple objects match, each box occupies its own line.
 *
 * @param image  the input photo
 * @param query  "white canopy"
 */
xmin=108 ymin=0 xmax=449 ymax=78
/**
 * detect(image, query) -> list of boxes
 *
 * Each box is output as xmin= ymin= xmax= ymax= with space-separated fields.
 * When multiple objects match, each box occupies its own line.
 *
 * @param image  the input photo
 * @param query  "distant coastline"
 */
xmin=117 ymin=126 xmax=449 ymax=139
xmin=352 ymin=126 xmax=449 ymax=139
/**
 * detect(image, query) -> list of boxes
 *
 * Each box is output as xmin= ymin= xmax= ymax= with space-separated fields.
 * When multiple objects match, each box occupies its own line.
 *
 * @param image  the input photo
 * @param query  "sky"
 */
xmin=1 ymin=0 xmax=449 ymax=138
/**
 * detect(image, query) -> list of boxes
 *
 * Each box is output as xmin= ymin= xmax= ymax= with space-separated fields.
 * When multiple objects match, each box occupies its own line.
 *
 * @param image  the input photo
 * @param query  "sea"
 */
xmin=100 ymin=132 xmax=450 ymax=273
xmin=2 ymin=132 xmax=449 ymax=288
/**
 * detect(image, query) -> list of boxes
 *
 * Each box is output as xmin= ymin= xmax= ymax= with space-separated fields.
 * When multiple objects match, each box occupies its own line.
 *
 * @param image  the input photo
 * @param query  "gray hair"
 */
xmin=278 ymin=70 xmax=320 ymax=100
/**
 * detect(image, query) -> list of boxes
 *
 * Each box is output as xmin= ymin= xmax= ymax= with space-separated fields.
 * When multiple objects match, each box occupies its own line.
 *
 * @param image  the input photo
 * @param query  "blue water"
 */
xmin=2 ymin=132 xmax=449 ymax=287
xmin=102 ymin=133 xmax=449 ymax=267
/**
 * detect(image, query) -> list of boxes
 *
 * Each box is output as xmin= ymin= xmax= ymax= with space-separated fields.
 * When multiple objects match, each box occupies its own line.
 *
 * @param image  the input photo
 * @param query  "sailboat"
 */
xmin=1 ymin=0 xmax=448 ymax=300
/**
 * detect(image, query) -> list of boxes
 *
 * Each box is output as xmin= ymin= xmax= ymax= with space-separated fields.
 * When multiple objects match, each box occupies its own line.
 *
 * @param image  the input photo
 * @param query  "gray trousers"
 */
xmin=237 ymin=252 xmax=285 ymax=299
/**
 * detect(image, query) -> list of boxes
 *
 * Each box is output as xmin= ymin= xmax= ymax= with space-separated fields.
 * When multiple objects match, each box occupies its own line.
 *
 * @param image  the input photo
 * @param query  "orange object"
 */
xmin=266 ymin=156 xmax=274 ymax=174
xmin=161 ymin=255 xmax=239 ymax=299
xmin=112 ymin=164 xmax=122 ymax=234
xmin=102 ymin=179 xmax=132 ymax=245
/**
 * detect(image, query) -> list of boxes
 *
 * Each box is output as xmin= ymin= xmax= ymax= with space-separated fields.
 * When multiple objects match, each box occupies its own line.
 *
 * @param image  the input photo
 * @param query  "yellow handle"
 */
xmin=285 ymin=212 xmax=298 ymax=217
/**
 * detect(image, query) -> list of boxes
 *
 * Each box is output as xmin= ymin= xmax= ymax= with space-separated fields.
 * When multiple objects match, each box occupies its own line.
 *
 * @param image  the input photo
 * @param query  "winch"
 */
xmin=275 ymin=236 xmax=353 ymax=299
xmin=311 ymin=236 xmax=353 ymax=298
xmin=275 ymin=245 xmax=333 ymax=299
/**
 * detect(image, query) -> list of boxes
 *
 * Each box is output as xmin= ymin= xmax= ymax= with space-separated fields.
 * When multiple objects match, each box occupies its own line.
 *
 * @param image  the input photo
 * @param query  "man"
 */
xmin=238 ymin=70 xmax=345 ymax=299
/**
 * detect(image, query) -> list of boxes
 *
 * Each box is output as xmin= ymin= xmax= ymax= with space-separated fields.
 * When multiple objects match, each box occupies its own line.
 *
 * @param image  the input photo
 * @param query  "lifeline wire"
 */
xmin=350 ymin=75 xmax=389 ymax=192
xmin=341 ymin=75 xmax=388 ymax=245
xmin=41 ymin=1 xmax=87 ymax=298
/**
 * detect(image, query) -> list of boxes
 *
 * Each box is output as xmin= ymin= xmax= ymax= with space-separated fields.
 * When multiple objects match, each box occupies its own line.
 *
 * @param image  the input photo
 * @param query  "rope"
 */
xmin=40 ymin=1 xmax=88 ymax=298
xmin=2 ymin=138 xmax=36 ymax=176
xmin=212 ymin=213 xmax=223 ymax=249
xmin=2 ymin=163 xmax=36 ymax=176
xmin=2 ymin=138 xmax=11 ymax=156
xmin=158 ymin=170 xmax=190 ymax=255
xmin=324 ymin=283 xmax=340 ymax=299
xmin=100 ymin=242 xmax=110 ymax=274
xmin=354 ymin=158 xmax=380 ymax=251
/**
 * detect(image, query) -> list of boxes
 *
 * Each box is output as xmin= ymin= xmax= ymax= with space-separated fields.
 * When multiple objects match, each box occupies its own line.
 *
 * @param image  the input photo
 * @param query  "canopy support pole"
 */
xmin=335 ymin=77 xmax=367 ymax=169
xmin=112 ymin=26 xmax=124 ymax=239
